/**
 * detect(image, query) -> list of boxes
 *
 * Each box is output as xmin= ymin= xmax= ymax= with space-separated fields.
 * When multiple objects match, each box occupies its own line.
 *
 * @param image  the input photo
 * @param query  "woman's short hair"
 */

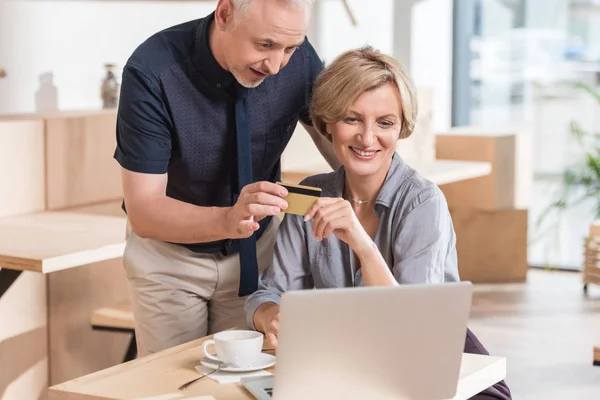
xmin=309 ymin=46 xmax=418 ymax=140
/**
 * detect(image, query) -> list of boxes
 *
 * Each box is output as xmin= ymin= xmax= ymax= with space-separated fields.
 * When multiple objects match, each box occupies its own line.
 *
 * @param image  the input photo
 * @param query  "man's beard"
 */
xmin=231 ymin=66 xmax=267 ymax=88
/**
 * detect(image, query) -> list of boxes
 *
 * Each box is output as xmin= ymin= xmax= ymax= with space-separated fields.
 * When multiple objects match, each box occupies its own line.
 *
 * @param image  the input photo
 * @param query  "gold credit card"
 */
xmin=277 ymin=182 xmax=322 ymax=216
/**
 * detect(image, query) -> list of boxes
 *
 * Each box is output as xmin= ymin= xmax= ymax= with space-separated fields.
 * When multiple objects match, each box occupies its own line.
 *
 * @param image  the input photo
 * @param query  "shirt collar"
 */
xmin=193 ymin=12 xmax=238 ymax=95
xmin=330 ymin=152 xmax=406 ymax=209
xmin=375 ymin=153 xmax=406 ymax=207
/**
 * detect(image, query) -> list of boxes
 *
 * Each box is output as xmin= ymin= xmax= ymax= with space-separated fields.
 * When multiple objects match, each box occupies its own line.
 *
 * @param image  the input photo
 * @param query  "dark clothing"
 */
xmin=114 ymin=12 xmax=323 ymax=255
xmin=466 ymin=328 xmax=513 ymax=400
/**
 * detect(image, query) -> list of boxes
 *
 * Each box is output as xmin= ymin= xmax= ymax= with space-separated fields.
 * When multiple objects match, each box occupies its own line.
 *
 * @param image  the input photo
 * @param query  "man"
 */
xmin=114 ymin=0 xmax=338 ymax=356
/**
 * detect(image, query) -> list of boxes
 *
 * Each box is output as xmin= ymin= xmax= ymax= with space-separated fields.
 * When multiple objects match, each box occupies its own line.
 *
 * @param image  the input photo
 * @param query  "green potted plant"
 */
xmin=534 ymin=82 xmax=600 ymax=281
xmin=547 ymin=82 xmax=600 ymax=219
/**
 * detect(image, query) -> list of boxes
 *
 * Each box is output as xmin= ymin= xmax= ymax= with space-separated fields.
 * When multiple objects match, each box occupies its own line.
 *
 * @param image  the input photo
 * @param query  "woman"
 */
xmin=245 ymin=46 xmax=511 ymax=399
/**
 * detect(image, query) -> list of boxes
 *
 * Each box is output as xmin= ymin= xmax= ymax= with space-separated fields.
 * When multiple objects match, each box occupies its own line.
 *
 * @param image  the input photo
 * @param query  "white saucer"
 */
xmin=200 ymin=353 xmax=276 ymax=372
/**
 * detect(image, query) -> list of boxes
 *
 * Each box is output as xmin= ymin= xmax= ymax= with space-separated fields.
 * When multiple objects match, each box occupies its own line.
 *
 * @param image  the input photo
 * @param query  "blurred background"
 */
xmin=1 ymin=1 xmax=600 ymax=399
xmin=2 ymin=0 xmax=599 ymax=270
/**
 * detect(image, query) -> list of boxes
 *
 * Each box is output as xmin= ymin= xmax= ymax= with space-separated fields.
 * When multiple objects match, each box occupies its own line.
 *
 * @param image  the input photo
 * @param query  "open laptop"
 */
xmin=242 ymin=282 xmax=473 ymax=400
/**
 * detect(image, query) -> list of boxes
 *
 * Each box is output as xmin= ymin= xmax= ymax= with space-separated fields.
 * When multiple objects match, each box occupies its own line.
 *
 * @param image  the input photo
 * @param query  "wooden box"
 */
xmin=0 ymin=119 xmax=46 ymax=217
xmin=590 ymin=220 xmax=600 ymax=238
xmin=583 ymin=220 xmax=600 ymax=290
xmin=451 ymin=208 xmax=528 ymax=283
xmin=436 ymin=127 xmax=531 ymax=210
xmin=0 ymin=271 xmax=48 ymax=400
xmin=47 ymin=200 xmax=130 ymax=385
xmin=47 ymin=257 xmax=131 ymax=385
xmin=45 ymin=111 xmax=122 ymax=210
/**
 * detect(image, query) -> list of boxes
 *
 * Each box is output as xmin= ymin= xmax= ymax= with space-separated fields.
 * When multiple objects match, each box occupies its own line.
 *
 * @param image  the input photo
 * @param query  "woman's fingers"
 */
xmin=304 ymin=197 xmax=341 ymax=221
xmin=313 ymin=201 xmax=351 ymax=240
xmin=312 ymin=201 xmax=344 ymax=239
xmin=318 ymin=207 xmax=353 ymax=240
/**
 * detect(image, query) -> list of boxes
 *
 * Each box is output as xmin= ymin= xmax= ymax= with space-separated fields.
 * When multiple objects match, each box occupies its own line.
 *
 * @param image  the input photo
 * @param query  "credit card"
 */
xmin=277 ymin=182 xmax=322 ymax=216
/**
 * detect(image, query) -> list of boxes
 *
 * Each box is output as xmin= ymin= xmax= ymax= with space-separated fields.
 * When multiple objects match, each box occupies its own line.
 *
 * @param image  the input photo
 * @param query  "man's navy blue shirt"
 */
xmin=114 ymin=13 xmax=323 ymax=254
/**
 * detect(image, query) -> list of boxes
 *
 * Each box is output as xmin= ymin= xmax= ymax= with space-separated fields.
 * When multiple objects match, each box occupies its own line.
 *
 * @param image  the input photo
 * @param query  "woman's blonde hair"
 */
xmin=310 ymin=46 xmax=417 ymax=140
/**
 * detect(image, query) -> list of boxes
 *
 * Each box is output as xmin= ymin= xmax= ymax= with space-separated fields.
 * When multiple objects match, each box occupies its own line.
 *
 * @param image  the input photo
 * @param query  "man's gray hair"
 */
xmin=231 ymin=0 xmax=314 ymax=15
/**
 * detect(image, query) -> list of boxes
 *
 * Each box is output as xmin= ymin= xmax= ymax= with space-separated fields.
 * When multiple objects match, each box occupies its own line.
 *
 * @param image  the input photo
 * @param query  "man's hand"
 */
xmin=263 ymin=310 xmax=280 ymax=349
xmin=254 ymin=303 xmax=281 ymax=349
xmin=304 ymin=197 xmax=373 ymax=255
xmin=224 ymin=182 xmax=288 ymax=238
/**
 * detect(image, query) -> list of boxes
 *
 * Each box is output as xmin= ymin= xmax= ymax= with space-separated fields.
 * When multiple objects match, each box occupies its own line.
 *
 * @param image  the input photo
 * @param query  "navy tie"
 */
xmin=235 ymin=92 xmax=259 ymax=297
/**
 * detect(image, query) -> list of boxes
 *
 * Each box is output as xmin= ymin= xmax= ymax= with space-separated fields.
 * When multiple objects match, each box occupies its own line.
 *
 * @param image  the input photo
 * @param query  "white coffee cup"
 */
xmin=202 ymin=330 xmax=263 ymax=368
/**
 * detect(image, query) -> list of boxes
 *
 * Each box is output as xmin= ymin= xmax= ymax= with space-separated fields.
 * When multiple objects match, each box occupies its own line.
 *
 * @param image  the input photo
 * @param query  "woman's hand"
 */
xmin=304 ymin=197 xmax=373 ymax=254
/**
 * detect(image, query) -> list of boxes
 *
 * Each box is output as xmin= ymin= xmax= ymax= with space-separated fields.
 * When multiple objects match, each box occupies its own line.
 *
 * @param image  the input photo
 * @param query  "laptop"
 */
xmin=242 ymin=282 xmax=473 ymax=400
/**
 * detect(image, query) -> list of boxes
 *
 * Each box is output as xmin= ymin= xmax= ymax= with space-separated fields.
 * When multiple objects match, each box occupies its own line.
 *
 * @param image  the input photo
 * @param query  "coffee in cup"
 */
xmin=202 ymin=330 xmax=263 ymax=367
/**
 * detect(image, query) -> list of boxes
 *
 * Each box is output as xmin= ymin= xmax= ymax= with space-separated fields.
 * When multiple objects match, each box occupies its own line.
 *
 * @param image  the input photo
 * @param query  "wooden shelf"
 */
xmin=410 ymin=159 xmax=492 ymax=186
xmin=0 ymin=109 xmax=116 ymax=121
xmin=91 ymin=302 xmax=134 ymax=331
xmin=0 ymin=211 xmax=126 ymax=273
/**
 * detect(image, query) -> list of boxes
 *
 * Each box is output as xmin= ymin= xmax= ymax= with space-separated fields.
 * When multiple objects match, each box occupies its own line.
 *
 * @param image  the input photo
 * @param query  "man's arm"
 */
xmin=116 ymin=65 xmax=289 ymax=243
xmin=122 ymin=169 xmax=288 ymax=243
xmin=301 ymin=122 xmax=341 ymax=170
xmin=122 ymin=169 xmax=226 ymax=242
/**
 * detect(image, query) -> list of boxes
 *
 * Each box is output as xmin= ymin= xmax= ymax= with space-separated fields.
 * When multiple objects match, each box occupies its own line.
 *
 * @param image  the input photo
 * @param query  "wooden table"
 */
xmin=282 ymin=159 xmax=491 ymax=186
xmin=47 ymin=333 xmax=506 ymax=400
xmin=0 ymin=210 xmax=126 ymax=299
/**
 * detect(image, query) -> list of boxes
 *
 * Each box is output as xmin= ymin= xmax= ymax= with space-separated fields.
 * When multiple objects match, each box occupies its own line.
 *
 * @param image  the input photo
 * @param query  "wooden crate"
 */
xmin=436 ymin=127 xmax=532 ymax=210
xmin=0 ymin=119 xmax=46 ymax=217
xmin=0 ymin=270 xmax=48 ymax=400
xmin=584 ymin=221 xmax=600 ymax=291
xmin=46 ymin=201 xmax=130 ymax=385
xmin=47 ymin=258 xmax=131 ymax=385
xmin=451 ymin=208 xmax=528 ymax=283
xmin=590 ymin=220 xmax=600 ymax=237
xmin=45 ymin=111 xmax=122 ymax=210
xmin=0 ymin=110 xmax=121 ymax=216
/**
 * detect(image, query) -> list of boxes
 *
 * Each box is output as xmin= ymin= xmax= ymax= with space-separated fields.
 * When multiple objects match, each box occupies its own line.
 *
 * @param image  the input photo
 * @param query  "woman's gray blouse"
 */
xmin=245 ymin=152 xmax=459 ymax=329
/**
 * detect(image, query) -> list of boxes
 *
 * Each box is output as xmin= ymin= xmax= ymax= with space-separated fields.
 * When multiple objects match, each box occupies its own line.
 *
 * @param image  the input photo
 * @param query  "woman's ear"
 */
xmin=325 ymin=123 xmax=334 ymax=136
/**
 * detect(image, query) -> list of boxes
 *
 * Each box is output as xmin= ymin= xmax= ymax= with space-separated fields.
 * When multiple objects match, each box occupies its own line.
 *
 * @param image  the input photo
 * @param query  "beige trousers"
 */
xmin=123 ymin=218 xmax=279 ymax=356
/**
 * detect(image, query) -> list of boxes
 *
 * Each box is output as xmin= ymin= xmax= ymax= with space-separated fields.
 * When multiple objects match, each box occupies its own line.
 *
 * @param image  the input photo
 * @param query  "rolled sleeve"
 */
xmin=245 ymin=213 xmax=313 ymax=330
xmin=114 ymin=64 xmax=172 ymax=174
xmin=392 ymin=186 xmax=459 ymax=284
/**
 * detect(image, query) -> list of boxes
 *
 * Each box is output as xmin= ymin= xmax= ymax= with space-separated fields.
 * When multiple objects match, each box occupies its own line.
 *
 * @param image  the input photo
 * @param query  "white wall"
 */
xmin=1 ymin=0 xmax=454 ymax=173
xmin=317 ymin=0 xmax=453 ymax=131
xmin=282 ymin=0 xmax=454 ymax=171
xmin=0 ymin=0 xmax=218 ymax=114
xmin=411 ymin=0 xmax=453 ymax=131
xmin=319 ymin=0 xmax=394 ymax=63
xmin=0 ymin=0 xmax=454 ymax=130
